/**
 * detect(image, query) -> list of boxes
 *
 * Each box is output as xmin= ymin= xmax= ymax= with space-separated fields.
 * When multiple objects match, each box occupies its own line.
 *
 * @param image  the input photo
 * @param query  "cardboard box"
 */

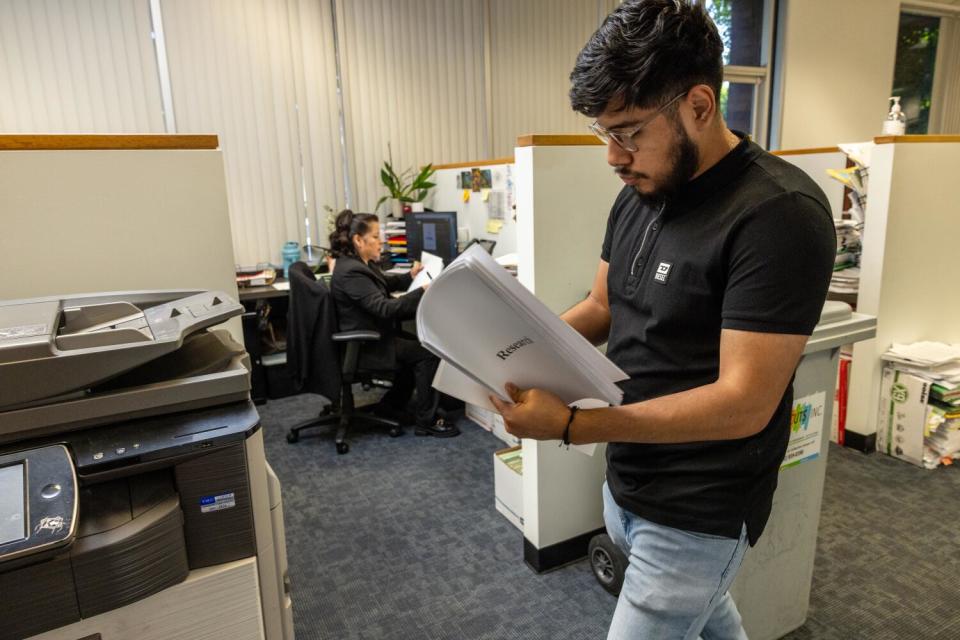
xmin=493 ymin=446 xmax=523 ymax=530
xmin=876 ymin=365 xmax=932 ymax=467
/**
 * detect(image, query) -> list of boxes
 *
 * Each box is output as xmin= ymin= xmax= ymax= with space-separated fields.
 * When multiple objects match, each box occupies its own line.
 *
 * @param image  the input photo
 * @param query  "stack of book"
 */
xmin=383 ymin=220 xmax=410 ymax=267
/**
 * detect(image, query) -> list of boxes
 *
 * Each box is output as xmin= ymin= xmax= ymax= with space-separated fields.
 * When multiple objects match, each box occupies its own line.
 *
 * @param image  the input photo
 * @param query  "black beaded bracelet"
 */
xmin=561 ymin=406 xmax=579 ymax=447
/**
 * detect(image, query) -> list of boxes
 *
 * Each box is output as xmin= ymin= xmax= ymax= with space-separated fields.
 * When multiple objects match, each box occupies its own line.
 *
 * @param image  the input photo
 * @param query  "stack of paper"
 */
xmin=883 ymin=342 xmax=960 ymax=368
xmin=924 ymin=405 xmax=960 ymax=468
xmin=830 ymin=219 xmax=862 ymax=295
xmin=830 ymin=267 xmax=860 ymax=295
xmin=834 ymin=220 xmax=862 ymax=267
xmin=830 ymin=142 xmax=871 ymax=224
xmin=880 ymin=342 xmax=960 ymax=468
xmin=383 ymin=220 xmax=410 ymax=266
xmin=417 ymin=244 xmax=627 ymax=418
xmin=407 ymin=251 xmax=444 ymax=291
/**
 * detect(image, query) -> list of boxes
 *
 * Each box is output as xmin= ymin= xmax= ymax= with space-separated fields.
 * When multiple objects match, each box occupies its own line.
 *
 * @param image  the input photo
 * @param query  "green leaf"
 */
xmin=380 ymin=160 xmax=436 ymax=203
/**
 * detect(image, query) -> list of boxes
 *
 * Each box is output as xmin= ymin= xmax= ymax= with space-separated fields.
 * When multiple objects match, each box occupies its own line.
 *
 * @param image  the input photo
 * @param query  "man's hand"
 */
xmin=489 ymin=383 xmax=570 ymax=441
xmin=410 ymin=261 xmax=423 ymax=277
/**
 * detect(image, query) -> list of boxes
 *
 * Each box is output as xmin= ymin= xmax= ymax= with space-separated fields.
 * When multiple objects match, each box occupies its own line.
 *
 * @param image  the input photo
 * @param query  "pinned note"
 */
xmin=482 ymin=188 xmax=491 ymax=202
xmin=462 ymin=189 xmax=471 ymax=203
xmin=486 ymin=219 xmax=504 ymax=234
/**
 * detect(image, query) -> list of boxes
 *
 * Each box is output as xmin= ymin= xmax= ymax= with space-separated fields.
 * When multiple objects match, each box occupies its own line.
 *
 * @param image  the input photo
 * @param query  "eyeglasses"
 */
xmin=588 ymin=91 xmax=688 ymax=153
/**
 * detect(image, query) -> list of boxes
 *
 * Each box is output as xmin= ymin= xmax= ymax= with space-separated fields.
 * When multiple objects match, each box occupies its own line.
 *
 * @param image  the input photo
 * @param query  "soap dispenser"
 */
xmin=882 ymin=96 xmax=906 ymax=136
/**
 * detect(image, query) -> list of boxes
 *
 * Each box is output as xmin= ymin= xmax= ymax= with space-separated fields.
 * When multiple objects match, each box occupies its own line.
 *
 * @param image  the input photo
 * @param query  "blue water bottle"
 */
xmin=282 ymin=241 xmax=300 ymax=278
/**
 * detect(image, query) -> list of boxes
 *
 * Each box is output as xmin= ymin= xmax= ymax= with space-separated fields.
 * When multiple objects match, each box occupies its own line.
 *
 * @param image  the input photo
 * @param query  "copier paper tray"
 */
xmin=0 ymin=290 xmax=250 ymax=443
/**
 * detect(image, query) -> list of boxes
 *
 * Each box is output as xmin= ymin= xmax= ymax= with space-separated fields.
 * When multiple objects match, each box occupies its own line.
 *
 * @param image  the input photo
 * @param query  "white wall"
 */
xmin=429 ymin=162 xmax=517 ymax=258
xmin=777 ymin=0 xmax=900 ymax=149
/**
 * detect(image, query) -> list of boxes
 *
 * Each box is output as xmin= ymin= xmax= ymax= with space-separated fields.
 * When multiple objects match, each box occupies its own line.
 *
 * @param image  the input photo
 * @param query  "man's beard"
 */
xmin=622 ymin=120 xmax=700 ymax=206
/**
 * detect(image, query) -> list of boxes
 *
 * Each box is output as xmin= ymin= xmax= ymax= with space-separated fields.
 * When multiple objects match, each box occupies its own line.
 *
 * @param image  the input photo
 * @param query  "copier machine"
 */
xmin=0 ymin=290 xmax=294 ymax=640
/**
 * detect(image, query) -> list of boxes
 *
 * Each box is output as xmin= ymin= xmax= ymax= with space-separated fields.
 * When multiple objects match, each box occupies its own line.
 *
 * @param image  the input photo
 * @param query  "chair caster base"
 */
xmin=336 ymin=441 xmax=349 ymax=454
xmin=286 ymin=431 xmax=299 ymax=444
xmin=389 ymin=426 xmax=404 ymax=437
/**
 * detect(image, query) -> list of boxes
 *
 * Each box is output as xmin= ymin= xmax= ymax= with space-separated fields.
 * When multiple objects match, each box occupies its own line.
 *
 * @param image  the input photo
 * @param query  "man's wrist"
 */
xmin=561 ymin=406 xmax=579 ymax=446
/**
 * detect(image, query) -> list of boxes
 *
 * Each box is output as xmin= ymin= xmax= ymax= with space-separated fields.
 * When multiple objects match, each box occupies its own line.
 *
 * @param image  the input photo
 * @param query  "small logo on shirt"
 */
xmin=653 ymin=262 xmax=672 ymax=284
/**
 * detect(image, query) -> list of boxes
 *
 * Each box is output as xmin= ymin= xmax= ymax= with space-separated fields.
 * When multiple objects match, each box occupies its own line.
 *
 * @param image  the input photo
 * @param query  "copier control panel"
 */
xmin=0 ymin=444 xmax=77 ymax=564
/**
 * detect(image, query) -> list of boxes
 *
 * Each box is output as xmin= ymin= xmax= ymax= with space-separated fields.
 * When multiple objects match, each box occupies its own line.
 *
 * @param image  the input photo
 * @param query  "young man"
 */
xmin=488 ymin=1 xmax=836 ymax=638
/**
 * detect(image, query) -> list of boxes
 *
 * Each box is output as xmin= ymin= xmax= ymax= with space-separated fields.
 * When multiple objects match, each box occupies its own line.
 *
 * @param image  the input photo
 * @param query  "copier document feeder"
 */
xmin=0 ymin=290 xmax=294 ymax=640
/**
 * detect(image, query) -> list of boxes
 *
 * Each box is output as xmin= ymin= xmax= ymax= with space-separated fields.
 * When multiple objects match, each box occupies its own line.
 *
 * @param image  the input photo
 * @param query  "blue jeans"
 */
xmin=602 ymin=482 xmax=750 ymax=640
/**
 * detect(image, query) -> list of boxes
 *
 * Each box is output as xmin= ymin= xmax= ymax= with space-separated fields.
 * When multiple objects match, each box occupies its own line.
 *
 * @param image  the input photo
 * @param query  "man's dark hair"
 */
xmin=569 ymin=0 xmax=723 ymax=118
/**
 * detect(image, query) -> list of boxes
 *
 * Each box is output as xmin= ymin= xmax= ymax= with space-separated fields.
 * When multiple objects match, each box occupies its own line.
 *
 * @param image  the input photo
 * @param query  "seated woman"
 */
xmin=329 ymin=209 xmax=459 ymax=438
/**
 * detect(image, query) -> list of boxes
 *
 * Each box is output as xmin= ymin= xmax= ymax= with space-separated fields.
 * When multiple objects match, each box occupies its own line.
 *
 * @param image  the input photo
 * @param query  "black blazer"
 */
xmin=286 ymin=261 xmax=341 ymax=403
xmin=330 ymin=255 xmax=424 ymax=371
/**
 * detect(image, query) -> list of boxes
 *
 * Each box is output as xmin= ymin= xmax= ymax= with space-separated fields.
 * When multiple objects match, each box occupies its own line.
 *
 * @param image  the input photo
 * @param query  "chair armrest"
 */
xmin=333 ymin=330 xmax=381 ymax=342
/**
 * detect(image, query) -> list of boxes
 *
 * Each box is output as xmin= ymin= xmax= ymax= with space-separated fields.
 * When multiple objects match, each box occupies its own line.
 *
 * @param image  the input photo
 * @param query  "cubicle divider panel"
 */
xmin=430 ymin=158 xmax=517 ymax=258
xmin=513 ymin=137 xmax=621 ymax=568
xmin=0 ymin=135 xmax=241 ymax=342
xmin=773 ymin=147 xmax=847 ymax=220
xmin=846 ymin=137 xmax=960 ymax=441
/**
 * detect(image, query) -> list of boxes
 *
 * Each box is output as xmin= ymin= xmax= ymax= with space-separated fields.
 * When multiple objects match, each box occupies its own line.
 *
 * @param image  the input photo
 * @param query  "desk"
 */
xmin=240 ymin=273 xmax=411 ymax=403
xmin=238 ymin=276 xmax=334 ymax=403
xmin=238 ymin=280 xmax=289 ymax=303
xmin=239 ymin=280 xmax=291 ymax=404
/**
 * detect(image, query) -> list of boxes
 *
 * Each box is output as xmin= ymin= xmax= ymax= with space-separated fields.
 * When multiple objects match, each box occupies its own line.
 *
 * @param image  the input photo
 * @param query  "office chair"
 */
xmin=285 ymin=263 xmax=402 ymax=454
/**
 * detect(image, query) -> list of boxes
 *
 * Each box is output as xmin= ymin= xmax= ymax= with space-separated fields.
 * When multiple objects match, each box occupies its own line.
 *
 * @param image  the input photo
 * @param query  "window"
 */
xmin=703 ymin=0 xmax=773 ymax=146
xmin=892 ymin=13 xmax=941 ymax=134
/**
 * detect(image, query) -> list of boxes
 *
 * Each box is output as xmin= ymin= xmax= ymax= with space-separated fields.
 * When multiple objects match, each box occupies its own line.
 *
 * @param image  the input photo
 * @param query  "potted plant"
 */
xmin=376 ymin=161 xmax=436 ymax=218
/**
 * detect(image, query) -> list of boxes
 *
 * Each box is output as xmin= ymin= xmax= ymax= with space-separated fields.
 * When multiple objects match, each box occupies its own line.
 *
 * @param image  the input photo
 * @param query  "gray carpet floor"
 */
xmin=259 ymin=393 xmax=960 ymax=639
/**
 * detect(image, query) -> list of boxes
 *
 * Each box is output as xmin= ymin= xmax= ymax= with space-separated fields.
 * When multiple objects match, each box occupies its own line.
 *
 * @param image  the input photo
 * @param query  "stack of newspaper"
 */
xmin=416 ymin=245 xmax=627 ymax=415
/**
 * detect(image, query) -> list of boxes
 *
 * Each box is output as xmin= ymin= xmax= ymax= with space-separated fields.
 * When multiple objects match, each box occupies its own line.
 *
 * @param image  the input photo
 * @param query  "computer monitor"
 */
xmin=405 ymin=211 xmax=459 ymax=265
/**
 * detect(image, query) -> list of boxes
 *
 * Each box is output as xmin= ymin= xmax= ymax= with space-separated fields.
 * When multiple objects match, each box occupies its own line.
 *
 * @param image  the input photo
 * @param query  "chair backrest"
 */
xmin=286 ymin=261 xmax=341 ymax=400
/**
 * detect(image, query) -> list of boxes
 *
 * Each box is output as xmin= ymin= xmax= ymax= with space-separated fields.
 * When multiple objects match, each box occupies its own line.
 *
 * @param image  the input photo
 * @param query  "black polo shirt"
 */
xmin=601 ymin=135 xmax=835 ymax=545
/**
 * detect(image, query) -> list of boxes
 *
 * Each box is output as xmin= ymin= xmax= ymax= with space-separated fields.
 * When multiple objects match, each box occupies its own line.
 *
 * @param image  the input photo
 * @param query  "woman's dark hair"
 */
xmin=329 ymin=209 xmax=379 ymax=258
xmin=569 ymin=0 xmax=723 ymax=118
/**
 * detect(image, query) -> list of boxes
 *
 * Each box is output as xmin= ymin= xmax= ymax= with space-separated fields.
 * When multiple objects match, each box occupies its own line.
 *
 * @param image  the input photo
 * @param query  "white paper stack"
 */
xmin=830 ymin=267 xmax=860 ymax=295
xmin=416 ymin=245 xmax=628 ymax=413
xmin=882 ymin=342 xmax=960 ymax=370
xmin=924 ymin=408 xmax=960 ymax=468
xmin=407 ymin=251 xmax=444 ymax=292
xmin=880 ymin=342 xmax=960 ymax=468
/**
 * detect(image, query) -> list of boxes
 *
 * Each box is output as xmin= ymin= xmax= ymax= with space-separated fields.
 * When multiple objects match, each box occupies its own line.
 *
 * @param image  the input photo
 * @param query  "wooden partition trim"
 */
xmin=432 ymin=156 xmax=515 ymax=170
xmin=874 ymin=134 xmax=960 ymax=145
xmin=516 ymin=134 xmax=603 ymax=147
xmin=0 ymin=134 xmax=219 ymax=151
